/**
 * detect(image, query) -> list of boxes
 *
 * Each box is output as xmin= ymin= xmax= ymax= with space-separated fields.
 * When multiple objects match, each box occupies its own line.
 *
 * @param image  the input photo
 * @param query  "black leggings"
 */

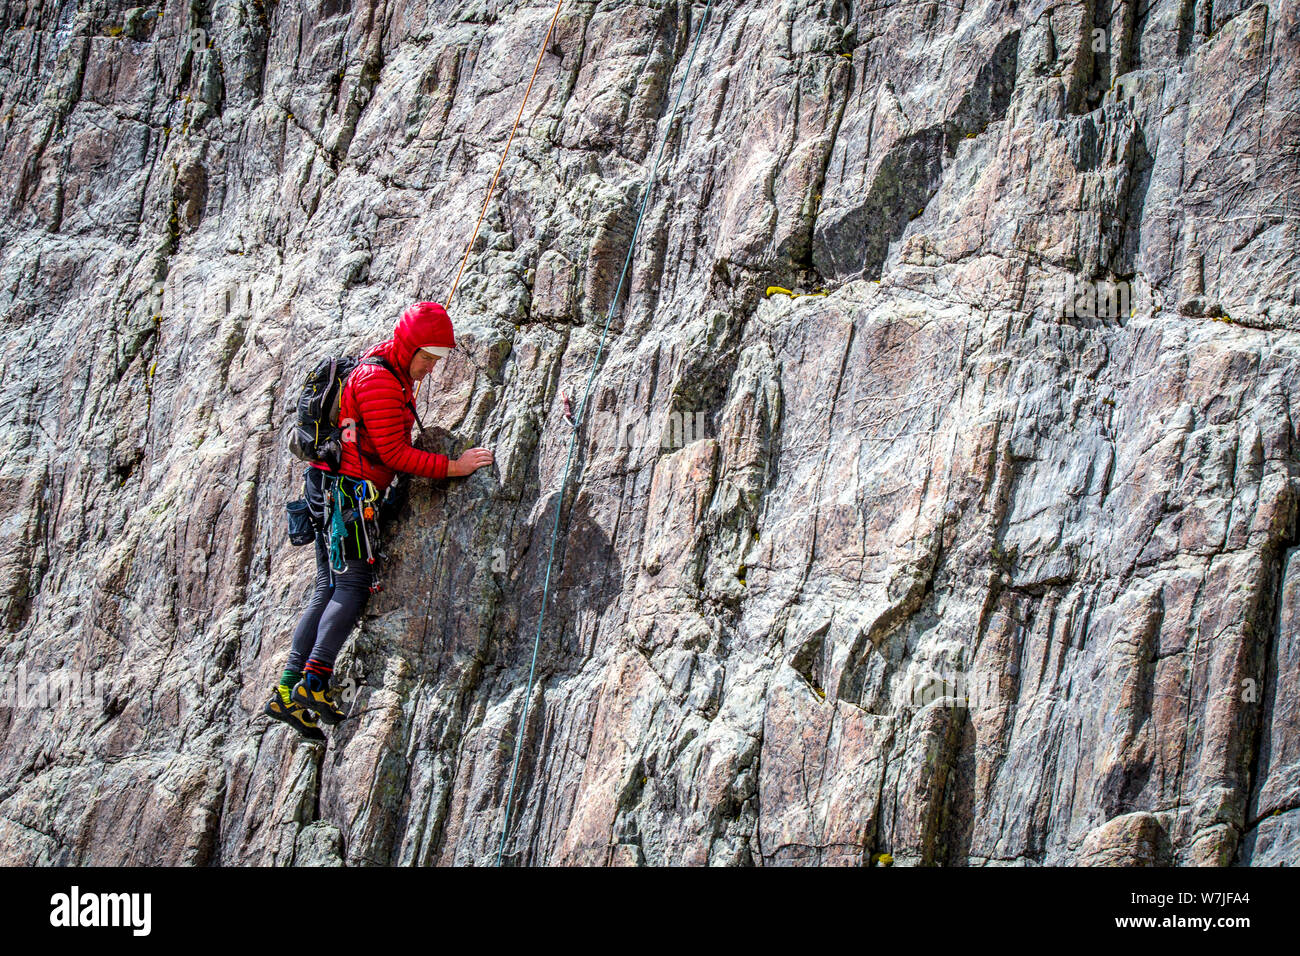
xmin=286 ymin=468 xmax=374 ymax=673
xmin=286 ymin=530 xmax=373 ymax=672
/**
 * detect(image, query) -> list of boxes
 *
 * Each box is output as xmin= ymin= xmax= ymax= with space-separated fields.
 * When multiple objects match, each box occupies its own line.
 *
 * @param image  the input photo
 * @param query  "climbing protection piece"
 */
xmin=493 ymin=0 xmax=718 ymax=867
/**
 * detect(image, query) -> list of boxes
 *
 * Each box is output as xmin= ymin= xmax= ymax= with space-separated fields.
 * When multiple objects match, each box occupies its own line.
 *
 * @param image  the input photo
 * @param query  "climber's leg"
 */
xmin=285 ymin=529 xmax=334 ymax=677
xmin=267 ymin=490 xmax=334 ymax=740
xmin=292 ymin=557 xmax=372 ymax=724
xmin=283 ymin=467 xmax=333 ymax=691
xmin=306 ymin=558 xmax=373 ymax=671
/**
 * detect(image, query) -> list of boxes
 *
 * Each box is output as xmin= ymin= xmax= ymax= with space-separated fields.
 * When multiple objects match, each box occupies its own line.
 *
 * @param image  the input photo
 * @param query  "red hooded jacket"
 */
xmin=314 ymin=304 xmax=453 ymax=486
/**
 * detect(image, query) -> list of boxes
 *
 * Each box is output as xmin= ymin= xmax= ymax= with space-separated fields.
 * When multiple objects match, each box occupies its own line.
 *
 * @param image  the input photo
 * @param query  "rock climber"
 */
xmin=265 ymin=301 xmax=494 ymax=740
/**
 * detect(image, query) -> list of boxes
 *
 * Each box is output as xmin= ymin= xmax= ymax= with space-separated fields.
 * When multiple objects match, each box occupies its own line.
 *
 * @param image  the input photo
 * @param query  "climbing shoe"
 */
xmin=263 ymin=685 xmax=326 ymax=742
xmin=292 ymin=678 xmax=347 ymax=725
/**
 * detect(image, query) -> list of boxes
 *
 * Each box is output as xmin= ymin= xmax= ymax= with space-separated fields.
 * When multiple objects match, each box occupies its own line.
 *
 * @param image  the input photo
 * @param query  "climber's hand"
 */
xmin=448 ymin=447 xmax=494 ymax=477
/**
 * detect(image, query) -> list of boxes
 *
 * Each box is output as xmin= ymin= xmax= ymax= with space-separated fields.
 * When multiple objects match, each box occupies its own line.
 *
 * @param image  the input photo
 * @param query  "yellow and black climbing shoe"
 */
xmin=292 ymin=678 xmax=347 ymax=725
xmin=264 ymin=685 xmax=326 ymax=742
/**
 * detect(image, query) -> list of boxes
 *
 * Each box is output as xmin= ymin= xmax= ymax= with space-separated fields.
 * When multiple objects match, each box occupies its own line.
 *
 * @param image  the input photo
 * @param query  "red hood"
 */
xmin=361 ymin=301 xmax=454 ymax=391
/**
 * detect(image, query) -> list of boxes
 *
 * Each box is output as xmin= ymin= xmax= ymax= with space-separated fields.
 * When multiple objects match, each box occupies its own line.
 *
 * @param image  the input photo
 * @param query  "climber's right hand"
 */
xmin=448 ymin=447 xmax=495 ymax=477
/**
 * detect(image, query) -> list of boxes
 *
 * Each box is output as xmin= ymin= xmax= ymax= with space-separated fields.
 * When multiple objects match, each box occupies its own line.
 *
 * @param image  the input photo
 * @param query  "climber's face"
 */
xmin=409 ymin=350 xmax=440 ymax=381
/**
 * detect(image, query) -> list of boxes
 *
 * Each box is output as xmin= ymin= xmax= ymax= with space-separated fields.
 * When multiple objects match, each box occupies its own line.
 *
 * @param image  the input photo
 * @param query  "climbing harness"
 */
xmin=494 ymin=0 xmax=717 ymax=867
xmin=325 ymin=474 xmax=384 ymax=592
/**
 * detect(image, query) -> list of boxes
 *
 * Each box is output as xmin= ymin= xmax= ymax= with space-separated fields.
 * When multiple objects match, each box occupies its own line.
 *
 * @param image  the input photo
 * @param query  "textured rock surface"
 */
xmin=0 ymin=0 xmax=1298 ymax=866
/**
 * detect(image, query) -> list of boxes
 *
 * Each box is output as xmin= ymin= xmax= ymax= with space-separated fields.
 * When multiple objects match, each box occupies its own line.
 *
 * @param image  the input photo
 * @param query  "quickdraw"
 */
xmin=325 ymin=474 xmax=383 ymax=590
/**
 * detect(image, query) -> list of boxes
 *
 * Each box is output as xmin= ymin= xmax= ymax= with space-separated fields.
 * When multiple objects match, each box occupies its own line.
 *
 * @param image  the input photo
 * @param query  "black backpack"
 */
xmin=288 ymin=355 xmax=423 ymax=473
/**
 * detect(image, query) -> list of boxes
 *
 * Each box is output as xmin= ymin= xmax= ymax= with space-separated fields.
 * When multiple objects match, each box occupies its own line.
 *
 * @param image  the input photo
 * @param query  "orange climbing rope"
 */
xmin=414 ymin=0 xmax=565 ymax=403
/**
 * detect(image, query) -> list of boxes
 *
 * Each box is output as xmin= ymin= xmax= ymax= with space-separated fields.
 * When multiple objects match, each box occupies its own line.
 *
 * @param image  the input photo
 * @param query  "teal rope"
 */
xmin=495 ymin=0 xmax=716 ymax=867
xmin=327 ymin=476 xmax=373 ymax=572
xmin=328 ymin=480 xmax=349 ymax=572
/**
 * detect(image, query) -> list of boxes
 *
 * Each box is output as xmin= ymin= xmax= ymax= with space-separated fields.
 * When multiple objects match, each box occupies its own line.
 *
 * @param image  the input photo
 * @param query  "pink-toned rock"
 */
xmin=0 ymin=0 xmax=1297 ymax=868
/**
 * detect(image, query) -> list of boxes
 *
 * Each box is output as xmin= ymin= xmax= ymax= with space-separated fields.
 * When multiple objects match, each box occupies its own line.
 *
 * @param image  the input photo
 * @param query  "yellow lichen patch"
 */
xmin=766 ymin=286 xmax=829 ymax=300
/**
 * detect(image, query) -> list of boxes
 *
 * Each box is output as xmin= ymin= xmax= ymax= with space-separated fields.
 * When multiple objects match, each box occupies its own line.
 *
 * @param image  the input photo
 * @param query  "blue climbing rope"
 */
xmin=495 ymin=0 xmax=717 ymax=867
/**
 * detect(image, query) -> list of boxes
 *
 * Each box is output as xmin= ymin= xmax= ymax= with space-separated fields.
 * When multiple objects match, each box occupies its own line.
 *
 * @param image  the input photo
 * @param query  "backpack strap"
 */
xmin=360 ymin=356 xmax=426 ymax=433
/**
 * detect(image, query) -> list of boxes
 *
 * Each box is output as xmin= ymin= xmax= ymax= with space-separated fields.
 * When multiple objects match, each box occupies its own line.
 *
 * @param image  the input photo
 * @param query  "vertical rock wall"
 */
xmin=0 ymin=0 xmax=1297 ymax=865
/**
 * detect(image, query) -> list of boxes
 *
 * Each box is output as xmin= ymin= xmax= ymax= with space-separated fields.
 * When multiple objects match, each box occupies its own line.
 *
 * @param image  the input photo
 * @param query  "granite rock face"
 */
xmin=0 ymin=0 xmax=1298 ymax=866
